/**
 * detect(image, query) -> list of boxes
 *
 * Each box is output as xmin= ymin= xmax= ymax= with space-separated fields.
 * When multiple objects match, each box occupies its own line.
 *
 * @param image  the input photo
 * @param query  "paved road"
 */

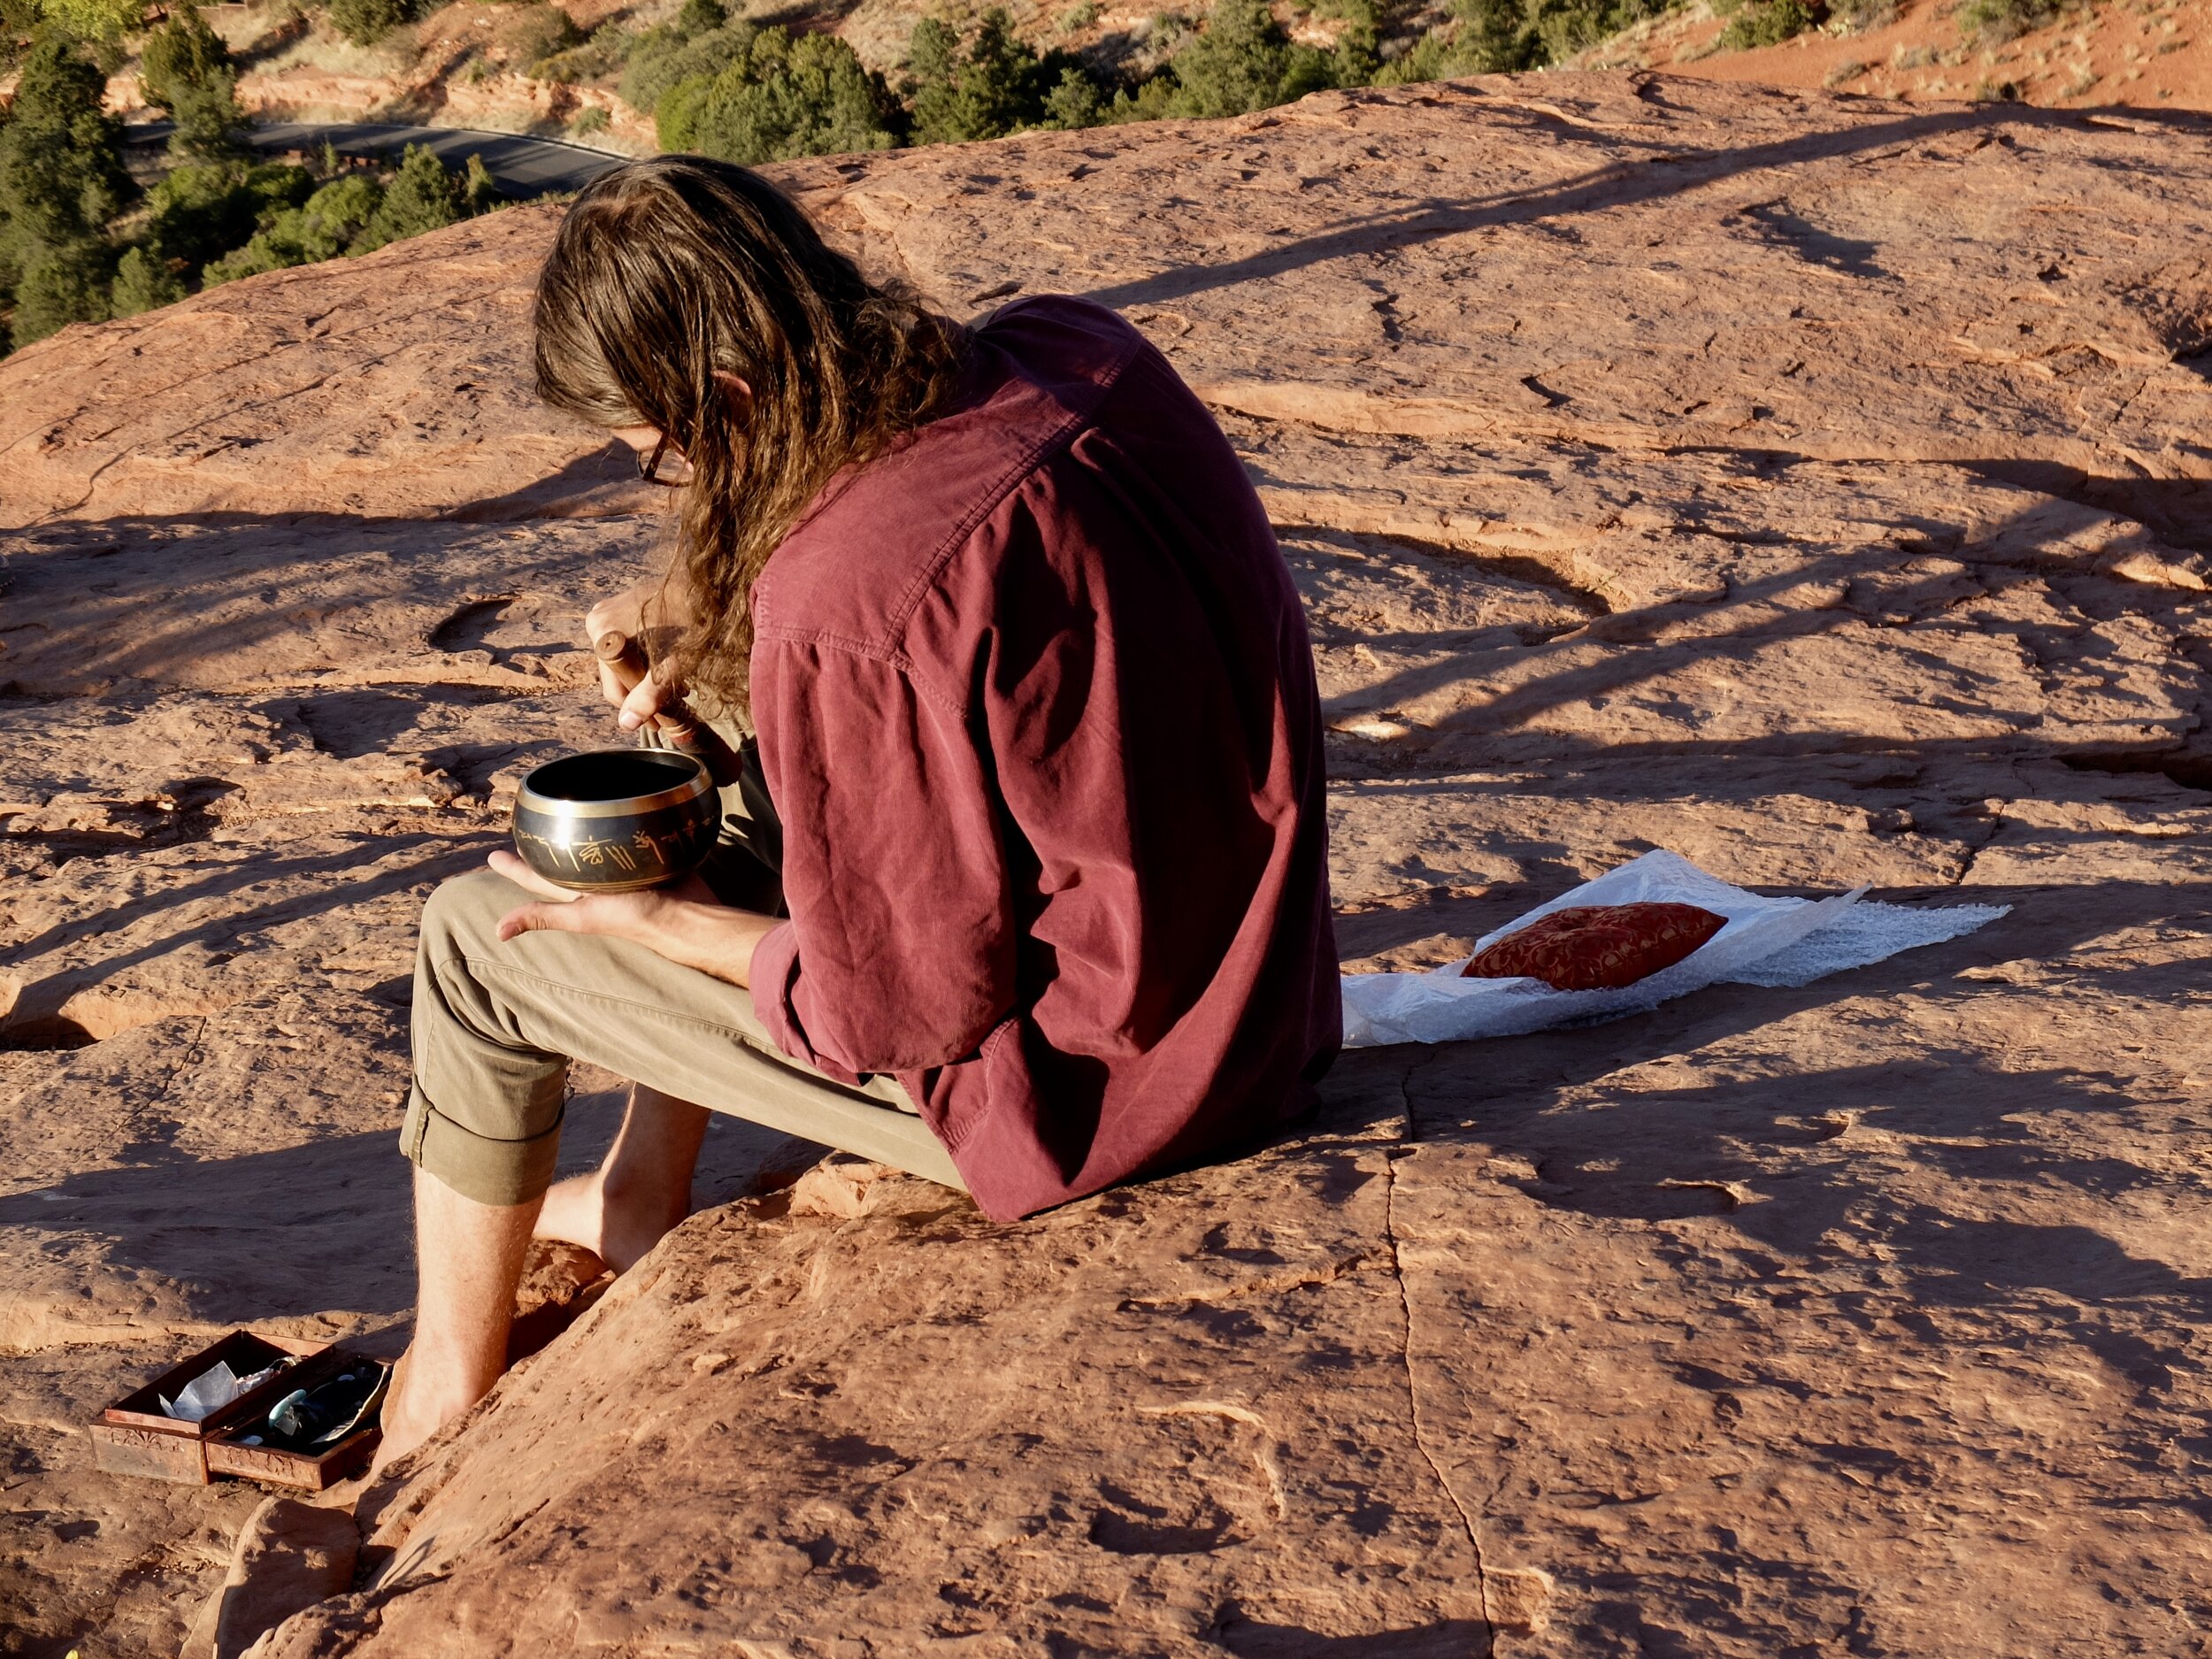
xmin=125 ymin=119 xmax=628 ymax=197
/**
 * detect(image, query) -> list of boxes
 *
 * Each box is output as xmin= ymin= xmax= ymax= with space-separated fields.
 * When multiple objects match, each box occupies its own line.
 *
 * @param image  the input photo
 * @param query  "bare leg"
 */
xmin=372 ymin=1165 xmax=541 ymax=1475
xmin=534 ymin=1084 xmax=710 ymax=1273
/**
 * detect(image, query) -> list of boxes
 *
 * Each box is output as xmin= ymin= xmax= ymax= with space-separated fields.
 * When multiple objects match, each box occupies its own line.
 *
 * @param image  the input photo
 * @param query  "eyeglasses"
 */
xmin=637 ymin=435 xmax=695 ymax=488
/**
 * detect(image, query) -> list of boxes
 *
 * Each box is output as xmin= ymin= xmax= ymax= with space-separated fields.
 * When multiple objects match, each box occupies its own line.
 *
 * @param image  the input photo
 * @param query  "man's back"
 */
xmin=747 ymin=296 xmax=1340 ymax=1220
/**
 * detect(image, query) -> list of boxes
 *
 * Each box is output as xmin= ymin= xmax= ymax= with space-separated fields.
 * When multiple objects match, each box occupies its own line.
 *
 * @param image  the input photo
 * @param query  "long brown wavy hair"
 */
xmin=534 ymin=156 xmax=967 ymax=718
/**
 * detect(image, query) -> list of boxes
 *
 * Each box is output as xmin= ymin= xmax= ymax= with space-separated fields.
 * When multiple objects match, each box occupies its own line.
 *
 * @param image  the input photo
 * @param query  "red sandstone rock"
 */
xmin=4 ymin=73 xmax=2212 ymax=1658
xmin=180 ymin=1497 xmax=359 ymax=1659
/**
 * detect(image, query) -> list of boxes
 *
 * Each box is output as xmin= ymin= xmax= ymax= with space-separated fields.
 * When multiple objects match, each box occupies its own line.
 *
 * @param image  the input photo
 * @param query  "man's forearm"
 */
xmin=632 ymin=899 xmax=780 ymax=988
xmin=488 ymin=851 xmax=779 ymax=985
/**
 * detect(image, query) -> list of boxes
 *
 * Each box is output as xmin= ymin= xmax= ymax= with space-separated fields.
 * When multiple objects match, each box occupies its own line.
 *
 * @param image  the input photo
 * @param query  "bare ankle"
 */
xmin=599 ymin=1167 xmax=690 ymax=1225
xmin=373 ymin=1347 xmax=493 ymax=1475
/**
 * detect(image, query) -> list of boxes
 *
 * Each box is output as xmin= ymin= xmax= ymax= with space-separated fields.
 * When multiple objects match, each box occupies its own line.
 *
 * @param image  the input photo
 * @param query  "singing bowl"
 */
xmin=512 ymin=749 xmax=719 ymax=894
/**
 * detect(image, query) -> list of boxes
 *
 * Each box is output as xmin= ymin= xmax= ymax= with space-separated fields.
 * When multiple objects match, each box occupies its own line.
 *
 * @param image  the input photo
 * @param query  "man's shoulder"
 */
xmin=972 ymin=295 xmax=1149 ymax=404
xmin=751 ymin=296 xmax=1152 ymax=652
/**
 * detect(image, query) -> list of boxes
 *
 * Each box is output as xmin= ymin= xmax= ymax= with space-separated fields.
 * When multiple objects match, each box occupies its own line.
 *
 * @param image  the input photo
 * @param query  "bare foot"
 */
xmin=369 ymin=1348 xmax=487 ymax=1478
xmin=368 ymin=1349 xmax=426 ymax=1478
xmin=533 ymin=1168 xmax=689 ymax=1274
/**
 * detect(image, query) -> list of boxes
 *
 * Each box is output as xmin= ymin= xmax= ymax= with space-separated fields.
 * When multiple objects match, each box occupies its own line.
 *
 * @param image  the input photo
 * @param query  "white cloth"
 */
xmin=159 ymin=1360 xmax=273 ymax=1423
xmin=1340 ymin=849 xmax=2008 ymax=1048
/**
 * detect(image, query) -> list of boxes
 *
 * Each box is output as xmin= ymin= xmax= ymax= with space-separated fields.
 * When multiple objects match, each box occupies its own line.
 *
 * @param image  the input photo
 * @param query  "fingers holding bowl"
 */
xmin=488 ymin=849 xmax=581 ymax=902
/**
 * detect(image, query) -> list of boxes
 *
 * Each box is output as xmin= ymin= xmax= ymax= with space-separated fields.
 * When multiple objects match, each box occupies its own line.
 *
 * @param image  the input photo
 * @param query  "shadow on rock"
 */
xmin=1215 ymin=1611 xmax=1494 ymax=1656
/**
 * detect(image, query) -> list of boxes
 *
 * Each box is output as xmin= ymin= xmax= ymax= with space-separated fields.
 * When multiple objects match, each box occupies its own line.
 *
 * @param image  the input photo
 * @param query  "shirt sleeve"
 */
xmin=747 ymin=636 xmax=1016 ymax=1084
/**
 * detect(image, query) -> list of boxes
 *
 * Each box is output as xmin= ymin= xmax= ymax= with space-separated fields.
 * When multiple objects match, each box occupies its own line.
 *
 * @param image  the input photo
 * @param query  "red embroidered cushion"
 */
xmin=1462 ymin=902 xmax=1728 ymax=991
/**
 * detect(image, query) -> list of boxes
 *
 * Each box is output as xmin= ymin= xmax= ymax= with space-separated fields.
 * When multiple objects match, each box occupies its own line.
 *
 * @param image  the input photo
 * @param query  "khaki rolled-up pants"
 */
xmin=398 ymin=739 xmax=965 ymax=1207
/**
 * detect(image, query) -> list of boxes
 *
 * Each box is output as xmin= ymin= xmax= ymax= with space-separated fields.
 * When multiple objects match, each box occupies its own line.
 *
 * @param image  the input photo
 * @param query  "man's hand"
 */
xmin=489 ymin=850 xmax=779 ymax=987
xmin=588 ymin=578 xmax=697 ymax=731
xmin=603 ymin=655 xmax=690 ymax=735
xmin=585 ymin=574 xmax=692 ymax=654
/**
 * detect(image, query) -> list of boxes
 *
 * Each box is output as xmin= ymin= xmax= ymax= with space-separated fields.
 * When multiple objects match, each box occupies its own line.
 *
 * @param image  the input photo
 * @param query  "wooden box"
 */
xmin=204 ymin=1344 xmax=385 ymax=1490
xmin=89 ymin=1331 xmax=384 ymax=1490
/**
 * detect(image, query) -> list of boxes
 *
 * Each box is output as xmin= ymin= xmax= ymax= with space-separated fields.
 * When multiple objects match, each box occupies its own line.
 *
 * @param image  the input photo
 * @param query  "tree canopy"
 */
xmin=658 ymin=27 xmax=902 ymax=162
xmin=0 ymin=30 xmax=133 ymax=345
xmin=139 ymin=1 xmax=246 ymax=159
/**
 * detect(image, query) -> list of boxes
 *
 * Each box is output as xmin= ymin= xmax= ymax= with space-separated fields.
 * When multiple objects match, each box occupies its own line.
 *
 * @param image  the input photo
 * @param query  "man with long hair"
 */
xmin=376 ymin=156 xmax=1340 ymax=1468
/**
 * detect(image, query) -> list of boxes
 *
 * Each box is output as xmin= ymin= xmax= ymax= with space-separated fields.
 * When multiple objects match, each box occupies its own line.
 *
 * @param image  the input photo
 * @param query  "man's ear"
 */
xmin=711 ymin=370 xmax=754 ymax=416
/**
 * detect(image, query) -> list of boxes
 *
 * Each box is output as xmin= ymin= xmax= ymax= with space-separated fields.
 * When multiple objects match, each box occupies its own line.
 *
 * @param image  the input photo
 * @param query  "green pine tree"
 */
xmin=349 ymin=142 xmax=462 ymax=253
xmin=201 ymin=172 xmax=387 ymax=285
xmin=1324 ymin=0 xmax=1380 ymax=85
xmin=1036 ymin=63 xmax=1106 ymax=127
xmin=462 ymin=153 xmax=499 ymax=215
xmin=37 ymin=0 xmax=144 ymax=43
xmin=1375 ymin=0 xmax=1541 ymax=85
xmin=140 ymin=2 xmax=245 ymax=159
xmin=141 ymin=158 xmax=314 ymax=276
xmin=629 ymin=18 xmax=757 ymax=127
xmin=328 ymin=0 xmax=412 ymax=47
xmin=12 ymin=236 xmax=112 ymax=345
xmin=1153 ymin=0 xmax=1325 ymax=119
xmin=674 ymin=0 xmax=725 ymax=36
xmin=907 ymin=9 xmax=1048 ymax=144
xmin=1714 ymin=0 xmax=1820 ymax=49
xmin=0 ymin=31 xmax=134 ymax=349
xmin=672 ymin=27 xmax=902 ymax=163
xmin=111 ymin=243 xmax=186 ymax=315
xmin=0 ymin=31 xmax=133 ymax=247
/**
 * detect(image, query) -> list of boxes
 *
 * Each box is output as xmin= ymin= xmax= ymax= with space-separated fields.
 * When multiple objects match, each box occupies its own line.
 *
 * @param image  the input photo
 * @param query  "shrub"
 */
xmin=198 ymin=144 xmax=484 ymax=285
xmin=1535 ymin=0 xmax=1669 ymax=57
xmin=1057 ymin=0 xmax=1098 ymax=30
xmin=462 ymin=152 xmax=499 ymax=213
xmin=503 ymin=2 xmax=583 ymax=68
xmin=140 ymin=2 xmax=246 ymax=158
xmin=201 ymin=172 xmax=387 ymax=283
xmin=624 ymin=19 xmax=755 ymax=119
xmin=111 ymin=243 xmax=185 ymax=314
xmin=664 ymin=27 xmax=902 ymax=162
xmin=570 ymin=104 xmax=612 ymax=135
xmin=36 ymin=0 xmax=143 ymax=42
xmin=1106 ymin=73 xmax=1177 ymax=120
xmin=1036 ymin=62 xmax=1106 ymax=127
xmin=1148 ymin=0 xmax=1285 ymax=117
xmin=674 ymin=0 xmax=724 ymax=35
xmin=11 ymin=237 xmax=112 ymax=346
xmin=1325 ymin=0 xmax=1380 ymax=85
xmin=1956 ymin=0 xmax=2059 ymax=41
xmin=1827 ymin=0 xmax=1894 ymax=31
xmin=328 ymin=0 xmax=413 ymax=47
xmin=901 ymin=10 xmax=1114 ymax=141
xmin=908 ymin=10 xmax=1046 ymax=144
xmin=1141 ymin=0 xmax=1336 ymax=119
xmin=350 ymin=141 xmax=465 ymax=251
xmin=1378 ymin=0 xmax=1659 ymax=80
xmin=1715 ymin=0 xmax=1820 ymax=50
xmin=142 ymin=157 xmax=314 ymax=273
xmin=534 ymin=19 xmax=634 ymax=83
xmin=619 ymin=25 xmax=686 ymax=110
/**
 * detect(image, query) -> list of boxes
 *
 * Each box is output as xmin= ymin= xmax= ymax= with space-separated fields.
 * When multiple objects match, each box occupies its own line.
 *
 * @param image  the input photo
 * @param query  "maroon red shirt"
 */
xmin=747 ymin=296 xmax=1339 ymax=1221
